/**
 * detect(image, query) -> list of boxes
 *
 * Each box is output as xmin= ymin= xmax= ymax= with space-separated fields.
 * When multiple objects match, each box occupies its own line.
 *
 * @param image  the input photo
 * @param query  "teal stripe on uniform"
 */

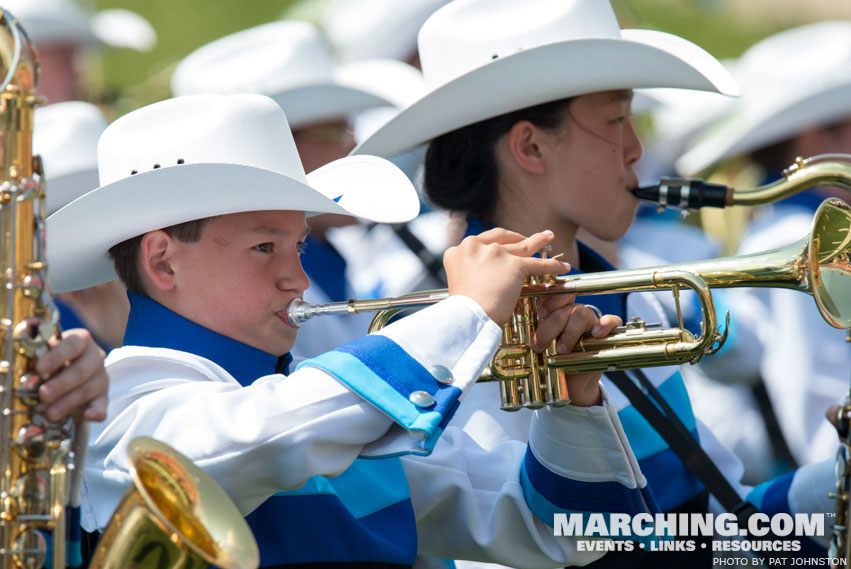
xmin=275 ymin=458 xmax=411 ymax=520
xmin=618 ymin=371 xmax=695 ymax=460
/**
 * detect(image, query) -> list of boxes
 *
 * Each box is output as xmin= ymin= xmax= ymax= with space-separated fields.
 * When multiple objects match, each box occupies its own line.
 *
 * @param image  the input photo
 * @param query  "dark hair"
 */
xmin=750 ymin=138 xmax=795 ymax=173
xmin=424 ymin=98 xmax=573 ymax=223
xmin=108 ymin=217 xmax=215 ymax=296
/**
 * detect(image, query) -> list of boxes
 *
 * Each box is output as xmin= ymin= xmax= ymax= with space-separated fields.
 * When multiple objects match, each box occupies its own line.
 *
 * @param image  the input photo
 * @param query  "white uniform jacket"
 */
xmin=82 ymin=292 xmax=650 ymax=568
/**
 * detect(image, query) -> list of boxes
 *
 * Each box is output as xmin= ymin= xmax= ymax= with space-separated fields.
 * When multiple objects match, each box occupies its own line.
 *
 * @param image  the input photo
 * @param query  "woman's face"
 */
xmin=545 ymin=90 xmax=643 ymax=241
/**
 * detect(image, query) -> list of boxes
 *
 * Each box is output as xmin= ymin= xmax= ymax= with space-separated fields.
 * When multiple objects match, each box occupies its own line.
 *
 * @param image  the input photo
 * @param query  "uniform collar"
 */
xmin=122 ymin=291 xmax=292 ymax=385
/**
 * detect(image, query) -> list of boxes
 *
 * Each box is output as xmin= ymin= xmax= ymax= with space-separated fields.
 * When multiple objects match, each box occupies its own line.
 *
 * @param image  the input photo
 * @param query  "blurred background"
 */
xmin=87 ymin=0 xmax=851 ymax=117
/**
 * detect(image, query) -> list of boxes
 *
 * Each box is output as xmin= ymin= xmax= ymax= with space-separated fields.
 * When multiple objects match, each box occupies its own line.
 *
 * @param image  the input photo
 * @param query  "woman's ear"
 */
xmin=506 ymin=120 xmax=548 ymax=174
xmin=139 ymin=230 xmax=177 ymax=292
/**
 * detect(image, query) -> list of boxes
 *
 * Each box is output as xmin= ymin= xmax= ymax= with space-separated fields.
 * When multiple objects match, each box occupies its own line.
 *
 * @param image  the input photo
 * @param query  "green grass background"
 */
xmin=88 ymin=0 xmax=851 ymax=116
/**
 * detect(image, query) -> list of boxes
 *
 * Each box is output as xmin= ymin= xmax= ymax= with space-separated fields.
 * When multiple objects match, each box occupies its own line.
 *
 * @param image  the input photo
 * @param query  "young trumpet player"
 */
xmin=46 ymin=92 xmax=658 ymax=568
xmin=354 ymin=0 xmax=837 ymax=565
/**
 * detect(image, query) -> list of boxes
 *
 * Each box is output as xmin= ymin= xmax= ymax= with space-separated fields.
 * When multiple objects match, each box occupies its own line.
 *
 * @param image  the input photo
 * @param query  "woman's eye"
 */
xmin=253 ymin=243 xmax=274 ymax=253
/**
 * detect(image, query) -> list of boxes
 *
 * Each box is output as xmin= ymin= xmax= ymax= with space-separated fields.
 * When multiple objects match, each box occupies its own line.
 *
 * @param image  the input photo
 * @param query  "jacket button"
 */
xmin=409 ymin=390 xmax=435 ymax=408
xmin=429 ymin=365 xmax=454 ymax=384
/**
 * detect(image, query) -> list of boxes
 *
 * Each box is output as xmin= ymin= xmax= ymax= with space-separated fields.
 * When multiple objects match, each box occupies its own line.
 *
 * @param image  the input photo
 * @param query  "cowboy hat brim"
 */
xmin=676 ymin=82 xmax=851 ymax=175
xmin=47 ymin=155 xmax=419 ymax=292
xmin=353 ymin=29 xmax=739 ymax=158
xmin=254 ymin=59 xmax=424 ymax=129
xmin=45 ymin=167 xmax=99 ymax=216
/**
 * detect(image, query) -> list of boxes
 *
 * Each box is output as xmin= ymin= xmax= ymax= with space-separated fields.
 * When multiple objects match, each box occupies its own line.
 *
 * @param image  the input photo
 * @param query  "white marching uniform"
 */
xmin=713 ymin=201 xmax=850 ymax=467
xmin=83 ymin=293 xmax=651 ymax=568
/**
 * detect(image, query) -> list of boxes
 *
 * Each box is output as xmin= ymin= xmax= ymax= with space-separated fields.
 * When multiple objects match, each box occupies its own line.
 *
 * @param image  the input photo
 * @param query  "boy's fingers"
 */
xmin=517 ymin=255 xmax=571 ymax=277
xmin=502 ymin=230 xmax=556 ymax=256
xmin=475 ymin=227 xmax=530 ymax=244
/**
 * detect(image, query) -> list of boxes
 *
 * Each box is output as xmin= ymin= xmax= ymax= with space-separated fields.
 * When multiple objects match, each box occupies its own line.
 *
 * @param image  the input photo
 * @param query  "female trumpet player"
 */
xmin=355 ymin=0 xmax=837 ymax=565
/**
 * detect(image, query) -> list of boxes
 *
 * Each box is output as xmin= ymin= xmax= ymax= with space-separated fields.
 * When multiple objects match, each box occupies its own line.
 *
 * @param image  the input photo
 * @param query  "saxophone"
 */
xmin=0 ymin=8 xmax=76 ymax=568
xmin=829 ymin=389 xmax=851 ymax=563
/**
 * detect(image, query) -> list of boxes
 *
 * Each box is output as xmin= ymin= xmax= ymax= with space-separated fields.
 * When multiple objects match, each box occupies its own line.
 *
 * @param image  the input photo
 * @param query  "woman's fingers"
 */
xmin=592 ymin=314 xmax=623 ymax=337
xmin=538 ymin=293 xmax=577 ymax=318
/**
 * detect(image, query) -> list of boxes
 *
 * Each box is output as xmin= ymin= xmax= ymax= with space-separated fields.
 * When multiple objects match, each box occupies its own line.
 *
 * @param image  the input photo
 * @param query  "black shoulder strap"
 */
xmin=605 ymin=368 xmax=788 ymax=560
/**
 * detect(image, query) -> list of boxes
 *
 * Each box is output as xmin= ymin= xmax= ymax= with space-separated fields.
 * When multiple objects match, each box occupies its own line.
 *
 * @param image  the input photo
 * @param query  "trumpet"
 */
xmin=632 ymin=154 xmax=851 ymax=210
xmin=288 ymin=197 xmax=850 ymax=410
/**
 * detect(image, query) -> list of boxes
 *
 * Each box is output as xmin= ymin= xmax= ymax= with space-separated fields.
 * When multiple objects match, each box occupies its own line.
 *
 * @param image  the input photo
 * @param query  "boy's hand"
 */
xmin=35 ymin=328 xmax=108 ymax=422
xmin=532 ymin=293 xmax=623 ymax=407
xmin=444 ymin=229 xmax=571 ymax=325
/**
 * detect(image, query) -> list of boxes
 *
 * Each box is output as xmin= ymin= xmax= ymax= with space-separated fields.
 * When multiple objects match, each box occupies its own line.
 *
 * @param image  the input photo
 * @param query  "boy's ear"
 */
xmin=506 ymin=120 xmax=548 ymax=175
xmin=139 ymin=230 xmax=177 ymax=292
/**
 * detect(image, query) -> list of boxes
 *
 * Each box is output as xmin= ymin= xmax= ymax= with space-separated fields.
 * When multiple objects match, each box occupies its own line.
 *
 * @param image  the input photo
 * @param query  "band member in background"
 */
xmin=673 ymin=21 xmax=851 ymax=475
xmin=36 ymin=101 xmax=130 ymax=351
xmin=3 ymin=0 xmax=155 ymax=103
xmin=354 ymin=0 xmax=836 ymax=565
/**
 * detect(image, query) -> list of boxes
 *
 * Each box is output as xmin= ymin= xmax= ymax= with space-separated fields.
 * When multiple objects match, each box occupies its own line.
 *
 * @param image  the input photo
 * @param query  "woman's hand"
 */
xmin=534 ymin=294 xmax=623 ymax=407
xmin=35 ymin=328 xmax=108 ymax=422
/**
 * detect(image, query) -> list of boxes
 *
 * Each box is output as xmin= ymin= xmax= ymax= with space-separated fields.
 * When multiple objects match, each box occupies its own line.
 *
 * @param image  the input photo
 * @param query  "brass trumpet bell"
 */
xmin=89 ymin=437 xmax=259 ymax=569
xmin=809 ymin=198 xmax=851 ymax=329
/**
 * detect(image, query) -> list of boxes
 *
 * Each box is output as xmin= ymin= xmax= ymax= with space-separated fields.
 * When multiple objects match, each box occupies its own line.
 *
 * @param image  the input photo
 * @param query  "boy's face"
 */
xmin=547 ymin=90 xmax=643 ymax=241
xmin=167 ymin=210 xmax=311 ymax=356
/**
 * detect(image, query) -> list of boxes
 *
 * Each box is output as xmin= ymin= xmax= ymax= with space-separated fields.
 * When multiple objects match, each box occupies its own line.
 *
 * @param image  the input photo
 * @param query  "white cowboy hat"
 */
xmin=676 ymin=21 xmax=851 ymax=175
xmin=3 ymin=0 xmax=156 ymax=51
xmin=170 ymin=21 xmax=425 ymax=130
xmin=320 ymin=0 xmax=450 ymax=62
xmin=638 ymin=85 xmax=737 ymax=178
xmin=352 ymin=0 xmax=739 ymax=159
xmin=34 ymin=101 xmax=107 ymax=215
xmin=46 ymin=94 xmax=420 ymax=293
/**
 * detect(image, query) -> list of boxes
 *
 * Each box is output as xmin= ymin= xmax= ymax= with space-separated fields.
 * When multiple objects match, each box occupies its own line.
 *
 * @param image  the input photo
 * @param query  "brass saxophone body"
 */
xmin=0 ymin=8 xmax=74 ymax=568
xmin=829 ymin=389 xmax=851 ymax=563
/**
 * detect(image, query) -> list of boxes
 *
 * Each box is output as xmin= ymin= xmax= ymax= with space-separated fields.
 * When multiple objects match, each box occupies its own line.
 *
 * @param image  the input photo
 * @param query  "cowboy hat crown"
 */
xmin=34 ymin=101 xmax=107 ymax=215
xmin=677 ymin=21 xmax=851 ymax=175
xmin=171 ymin=21 xmax=425 ymax=130
xmin=47 ymin=94 xmax=419 ymax=293
xmin=353 ymin=0 xmax=738 ymax=158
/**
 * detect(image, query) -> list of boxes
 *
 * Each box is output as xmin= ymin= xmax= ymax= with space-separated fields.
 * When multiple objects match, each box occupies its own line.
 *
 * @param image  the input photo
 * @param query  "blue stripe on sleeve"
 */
xmin=520 ymin=447 xmax=651 ymax=525
xmin=298 ymin=335 xmax=462 ymax=439
xmin=748 ymin=472 xmax=794 ymax=516
xmin=639 ymin=442 xmax=705 ymax=512
xmin=618 ymin=372 xmax=695 ymax=460
xmin=747 ymin=472 xmax=826 ymax=558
